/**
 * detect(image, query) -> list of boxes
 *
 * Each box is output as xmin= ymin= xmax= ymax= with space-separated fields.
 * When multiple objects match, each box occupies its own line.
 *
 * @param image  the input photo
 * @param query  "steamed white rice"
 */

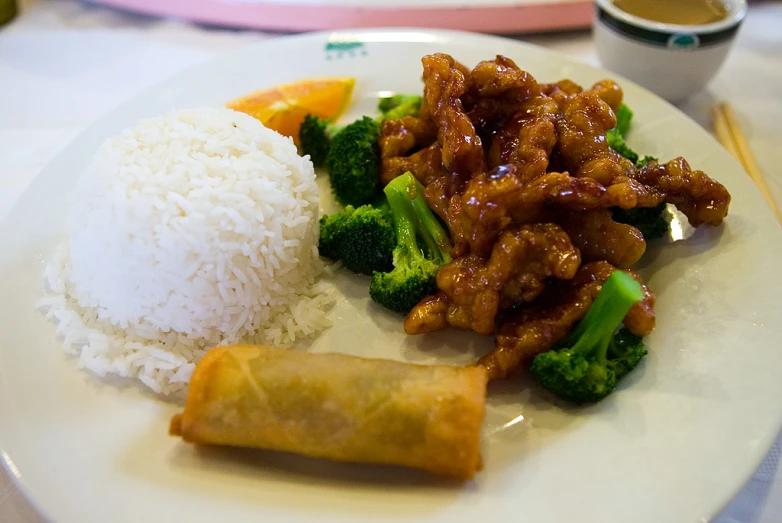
xmin=39 ymin=107 xmax=335 ymax=396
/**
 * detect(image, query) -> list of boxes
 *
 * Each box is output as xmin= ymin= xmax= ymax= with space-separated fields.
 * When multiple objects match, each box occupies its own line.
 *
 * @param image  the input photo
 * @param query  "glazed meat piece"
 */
xmin=555 ymin=91 xmax=627 ymax=185
xmin=604 ymin=174 xmax=666 ymax=210
xmin=467 ymin=55 xmax=541 ymax=106
xmin=461 ymin=166 xmax=626 ymax=258
xmin=464 ymin=55 xmax=560 ymax=146
xmin=487 ymin=110 xmax=558 ymax=182
xmin=466 ymin=103 xmax=508 ymax=145
xmin=632 ymin=157 xmax=731 ymax=227
xmin=381 ymin=143 xmax=445 ymax=186
xmin=460 ymin=165 xmax=671 ymax=259
xmin=477 ymin=261 xmax=656 ymax=381
xmin=542 ymin=79 xmax=624 ymax=113
xmin=558 ymin=209 xmax=647 ymax=269
xmin=423 ymin=176 xmax=470 ymax=258
xmin=422 ymin=53 xmax=486 ymax=192
xmin=541 ymin=78 xmax=583 ymax=97
xmin=378 ymin=116 xmax=438 ymax=160
xmin=378 ymin=116 xmax=440 ymax=185
xmin=404 ymin=224 xmax=581 ymax=336
xmin=589 ymin=79 xmax=624 ymax=113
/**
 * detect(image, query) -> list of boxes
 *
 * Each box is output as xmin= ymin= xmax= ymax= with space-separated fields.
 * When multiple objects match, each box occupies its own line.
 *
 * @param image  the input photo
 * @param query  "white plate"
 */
xmin=1 ymin=29 xmax=782 ymax=523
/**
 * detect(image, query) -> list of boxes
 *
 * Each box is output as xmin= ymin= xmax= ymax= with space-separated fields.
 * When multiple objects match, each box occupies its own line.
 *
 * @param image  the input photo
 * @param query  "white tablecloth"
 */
xmin=2 ymin=1 xmax=781 ymax=521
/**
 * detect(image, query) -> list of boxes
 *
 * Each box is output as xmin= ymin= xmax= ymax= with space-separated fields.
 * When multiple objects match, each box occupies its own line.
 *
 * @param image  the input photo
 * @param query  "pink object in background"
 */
xmin=86 ymin=0 xmax=593 ymax=33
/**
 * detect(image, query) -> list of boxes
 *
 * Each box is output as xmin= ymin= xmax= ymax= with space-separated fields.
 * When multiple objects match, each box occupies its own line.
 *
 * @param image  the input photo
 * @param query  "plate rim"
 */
xmin=1 ymin=27 xmax=781 ymax=523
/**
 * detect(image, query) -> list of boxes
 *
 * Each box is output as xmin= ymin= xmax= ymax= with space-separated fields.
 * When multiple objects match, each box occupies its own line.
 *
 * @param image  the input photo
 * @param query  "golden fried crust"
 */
xmin=422 ymin=53 xmax=486 ymax=192
xmin=404 ymin=224 xmax=581 ymax=336
xmin=478 ymin=262 xmax=656 ymax=381
xmin=589 ymin=79 xmax=624 ymax=113
xmin=423 ymin=176 xmax=470 ymax=258
xmin=541 ymin=79 xmax=584 ymax=98
xmin=459 ymin=164 xmax=671 ymax=260
xmin=381 ymin=143 xmax=445 ymax=187
xmin=378 ymin=116 xmax=439 ymax=185
xmin=558 ymin=210 xmax=647 ymax=269
xmin=172 ymin=345 xmax=488 ymax=480
xmin=632 ymin=157 xmax=731 ymax=227
xmin=461 ymin=167 xmax=609 ymax=258
xmin=488 ymin=111 xmax=557 ymax=182
xmin=403 ymin=293 xmax=451 ymax=335
xmin=467 ymin=55 xmax=542 ymax=104
xmin=556 ymin=91 xmax=625 ymax=185
xmin=379 ymin=116 xmax=438 ymax=159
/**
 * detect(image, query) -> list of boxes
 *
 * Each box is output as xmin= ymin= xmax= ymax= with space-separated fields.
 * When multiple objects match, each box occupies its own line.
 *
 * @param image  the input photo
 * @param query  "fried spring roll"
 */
xmin=170 ymin=345 xmax=488 ymax=480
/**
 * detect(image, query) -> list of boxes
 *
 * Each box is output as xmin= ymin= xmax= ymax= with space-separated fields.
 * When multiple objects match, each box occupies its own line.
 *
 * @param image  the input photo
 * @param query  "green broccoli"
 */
xmin=326 ymin=116 xmax=382 ymax=207
xmin=607 ymin=104 xmax=639 ymax=164
xmin=318 ymin=205 xmax=395 ymax=275
xmin=530 ymin=270 xmax=648 ymax=404
xmin=607 ymin=133 xmax=639 ymax=165
xmin=369 ymin=172 xmax=453 ymax=314
xmin=612 ymin=203 xmax=670 ymax=240
xmin=300 ymin=114 xmax=382 ymax=205
xmin=303 ymin=93 xmax=422 ymax=204
xmin=612 ymin=104 xmax=634 ymax=137
xmin=605 ymin=105 xmax=669 ymax=239
xmin=299 ymin=115 xmax=337 ymax=168
xmin=378 ymin=94 xmax=423 ymax=121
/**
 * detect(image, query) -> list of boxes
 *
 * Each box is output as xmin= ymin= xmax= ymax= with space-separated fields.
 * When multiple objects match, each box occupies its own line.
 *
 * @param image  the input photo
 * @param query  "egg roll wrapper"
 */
xmin=170 ymin=345 xmax=488 ymax=480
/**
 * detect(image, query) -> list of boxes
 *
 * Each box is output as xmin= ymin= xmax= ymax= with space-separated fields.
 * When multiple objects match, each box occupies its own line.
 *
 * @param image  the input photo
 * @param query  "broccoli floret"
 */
xmin=612 ymin=203 xmax=670 ymax=240
xmin=326 ymin=116 xmax=382 ymax=207
xmin=530 ymin=270 xmax=648 ymax=404
xmin=612 ymin=104 xmax=634 ymax=137
xmin=377 ymin=95 xmax=406 ymax=113
xmin=607 ymin=104 xmax=639 ymax=164
xmin=378 ymin=94 xmax=423 ymax=121
xmin=609 ymin=326 xmax=648 ymax=380
xmin=312 ymin=94 xmax=422 ymax=205
xmin=377 ymin=94 xmax=423 ymax=114
xmin=607 ymin=103 xmax=638 ymax=163
xmin=369 ymin=172 xmax=453 ymax=314
xmin=299 ymin=115 xmax=337 ymax=168
xmin=607 ymin=133 xmax=639 ymax=165
xmin=318 ymin=205 xmax=395 ymax=275
xmin=605 ymin=106 xmax=669 ymax=239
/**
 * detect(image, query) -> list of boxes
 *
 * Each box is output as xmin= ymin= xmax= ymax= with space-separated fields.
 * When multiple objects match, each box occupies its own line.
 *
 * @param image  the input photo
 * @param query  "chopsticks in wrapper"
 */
xmin=712 ymin=103 xmax=782 ymax=224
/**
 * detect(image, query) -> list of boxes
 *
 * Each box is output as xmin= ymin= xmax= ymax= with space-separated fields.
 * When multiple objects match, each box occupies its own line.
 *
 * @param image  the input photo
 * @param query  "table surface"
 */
xmin=1 ymin=1 xmax=782 ymax=522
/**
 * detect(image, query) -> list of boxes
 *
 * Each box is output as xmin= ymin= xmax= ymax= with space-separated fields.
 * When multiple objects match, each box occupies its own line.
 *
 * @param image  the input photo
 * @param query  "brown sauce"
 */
xmin=612 ymin=0 xmax=729 ymax=25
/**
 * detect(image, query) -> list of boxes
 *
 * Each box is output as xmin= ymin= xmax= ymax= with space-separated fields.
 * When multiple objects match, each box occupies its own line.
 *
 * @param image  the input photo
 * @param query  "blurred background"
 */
xmin=1 ymin=1 xmax=781 ymax=522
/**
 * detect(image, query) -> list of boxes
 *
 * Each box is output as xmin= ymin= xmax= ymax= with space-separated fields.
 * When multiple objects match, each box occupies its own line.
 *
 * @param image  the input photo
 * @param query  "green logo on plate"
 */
xmin=325 ymin=37 xmax=367 ymax=60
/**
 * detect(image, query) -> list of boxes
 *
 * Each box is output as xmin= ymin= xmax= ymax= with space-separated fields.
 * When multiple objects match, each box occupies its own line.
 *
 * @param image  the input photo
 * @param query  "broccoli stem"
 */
xmin=369 ymin=172 xmax=453 ymax=314
xmin=384 ymin=180 xmax=425 ymax=264
xmin=409 ymin=193 xmax=453 ymax=265
xmin=560 ymin=271 xmax=644 ymax=363
xmin=377 ymin=94 xmax=422 ymax=121
xmin=384 ymin=173 xmax=452 ymax=264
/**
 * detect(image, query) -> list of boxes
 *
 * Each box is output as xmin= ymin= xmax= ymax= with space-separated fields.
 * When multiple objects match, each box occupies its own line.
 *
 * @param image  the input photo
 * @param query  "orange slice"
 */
xmin=227 ymin=77 xmax=355 ymax=144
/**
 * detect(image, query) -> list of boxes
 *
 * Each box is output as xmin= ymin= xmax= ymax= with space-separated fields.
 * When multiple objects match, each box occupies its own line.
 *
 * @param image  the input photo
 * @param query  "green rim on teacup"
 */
xmin=594 ymin=0 xmax=747 ymax=50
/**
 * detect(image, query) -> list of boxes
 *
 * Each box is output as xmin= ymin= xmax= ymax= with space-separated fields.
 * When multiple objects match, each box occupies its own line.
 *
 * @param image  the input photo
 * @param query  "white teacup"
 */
xmin=594 ymin=0 xmax=747 ymax=103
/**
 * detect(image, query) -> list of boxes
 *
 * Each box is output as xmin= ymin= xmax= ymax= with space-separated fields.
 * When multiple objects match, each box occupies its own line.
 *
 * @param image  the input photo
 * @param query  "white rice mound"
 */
xmin=39 ymin=107 xmax=335 ymax=396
